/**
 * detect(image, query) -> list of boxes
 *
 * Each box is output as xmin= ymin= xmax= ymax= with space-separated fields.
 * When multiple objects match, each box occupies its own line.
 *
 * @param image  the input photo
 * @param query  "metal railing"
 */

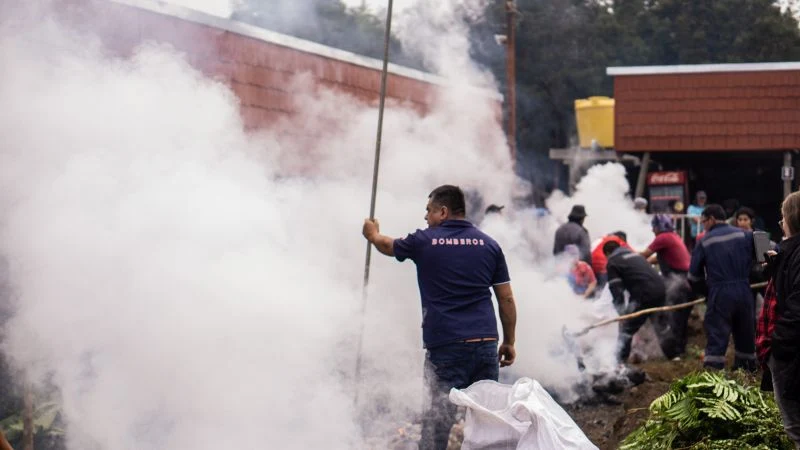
xmin=651 ymin=214 xmax=702 ymax=242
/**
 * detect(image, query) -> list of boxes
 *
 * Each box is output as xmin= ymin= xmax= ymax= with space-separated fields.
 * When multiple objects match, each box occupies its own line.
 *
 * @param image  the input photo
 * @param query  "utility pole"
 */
xmin=783 ymin=151 xmax=794 ymax=199
xmin=23 ymin=379 xmax=33 ymax=450
xmin=505 ymin=1 xmax=517 ymax=164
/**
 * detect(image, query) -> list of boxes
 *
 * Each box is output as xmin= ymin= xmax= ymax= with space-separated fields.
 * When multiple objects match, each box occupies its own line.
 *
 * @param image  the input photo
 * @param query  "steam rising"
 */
xmin=0 ymin=0 xmax=652 ymax=448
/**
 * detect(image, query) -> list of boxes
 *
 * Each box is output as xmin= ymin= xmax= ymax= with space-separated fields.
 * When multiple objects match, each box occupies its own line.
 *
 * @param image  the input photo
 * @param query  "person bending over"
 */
xmin=604 ymin=240 xmax=666 ymax=362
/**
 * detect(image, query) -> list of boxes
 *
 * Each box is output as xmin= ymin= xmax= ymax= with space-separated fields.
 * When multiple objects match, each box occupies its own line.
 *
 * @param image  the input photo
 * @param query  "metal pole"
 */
xmin=354 ymin=0 xmax=394 ymax=406
xmin=784 ymin=151 xmax=793 ymax=198
xmin=505 ymin=0 xmax=517 ymax=163
xmin=634 ymin=152 xmax=651 ymax=198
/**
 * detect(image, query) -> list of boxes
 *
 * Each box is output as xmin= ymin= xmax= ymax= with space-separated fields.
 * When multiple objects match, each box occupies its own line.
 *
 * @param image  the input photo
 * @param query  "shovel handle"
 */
xmin=568 ymin=281 xmax=768 ymax=337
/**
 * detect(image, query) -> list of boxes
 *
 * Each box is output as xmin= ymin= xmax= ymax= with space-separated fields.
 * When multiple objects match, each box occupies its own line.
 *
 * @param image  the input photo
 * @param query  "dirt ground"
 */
xmin=567 ymin=310 xmax=709 ymax=450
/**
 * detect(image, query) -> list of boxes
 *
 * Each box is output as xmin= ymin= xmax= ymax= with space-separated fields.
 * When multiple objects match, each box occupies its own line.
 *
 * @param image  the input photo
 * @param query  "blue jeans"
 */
xmin=769 ymin=355 xmax=800 ymax=448
xmin=419 ymin=341 xmax=499 ymax=450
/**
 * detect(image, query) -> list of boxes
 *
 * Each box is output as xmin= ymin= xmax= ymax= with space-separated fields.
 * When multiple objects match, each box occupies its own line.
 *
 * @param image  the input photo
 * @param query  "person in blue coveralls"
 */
xmin=688 ymin=204 xmax=758 ymax=371
xmin=362 ymin=184 xmax=518 ymax=450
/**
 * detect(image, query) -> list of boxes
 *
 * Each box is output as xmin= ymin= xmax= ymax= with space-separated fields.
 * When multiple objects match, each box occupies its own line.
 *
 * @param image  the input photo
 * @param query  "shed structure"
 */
xmin=54 ymin=0 xmax=502 ymax=131
xmin=608 ymin=63 xmax=800 ymax=153
xmin=606 ymin=62 xmax=800 ymax=236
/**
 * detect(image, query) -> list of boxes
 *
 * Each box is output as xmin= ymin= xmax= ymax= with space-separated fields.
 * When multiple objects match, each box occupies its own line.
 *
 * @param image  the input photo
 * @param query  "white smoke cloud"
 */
xmin=0 ymin=0 xmax=655 ymax=448
xmin=549 ymin=163 xmax=653 ymax=250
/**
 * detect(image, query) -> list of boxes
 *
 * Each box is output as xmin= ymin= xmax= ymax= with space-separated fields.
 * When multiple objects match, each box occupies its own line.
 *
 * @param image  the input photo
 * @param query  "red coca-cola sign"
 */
xmin=647 ymin=171 xmax=686 ymax=185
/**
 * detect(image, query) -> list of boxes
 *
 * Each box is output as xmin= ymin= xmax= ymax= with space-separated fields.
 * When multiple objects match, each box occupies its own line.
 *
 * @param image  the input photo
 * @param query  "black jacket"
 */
xmin=772 ymin=235 xmax=800 ymax=360
xmin=606 ymin=248 xmax=666 ymax=310
xmin=553 ymin=220 xmax=591 ymax=265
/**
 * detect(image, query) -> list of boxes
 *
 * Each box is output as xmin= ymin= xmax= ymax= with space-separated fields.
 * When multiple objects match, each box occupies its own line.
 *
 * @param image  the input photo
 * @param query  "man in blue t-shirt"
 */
xmin=362 ymin=184 xmax=517 ymax=450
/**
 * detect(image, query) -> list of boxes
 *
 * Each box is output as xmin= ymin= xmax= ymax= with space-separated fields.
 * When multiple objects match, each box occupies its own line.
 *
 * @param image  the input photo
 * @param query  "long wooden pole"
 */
xmin=354 ymin=0 xmax=395 ymax=406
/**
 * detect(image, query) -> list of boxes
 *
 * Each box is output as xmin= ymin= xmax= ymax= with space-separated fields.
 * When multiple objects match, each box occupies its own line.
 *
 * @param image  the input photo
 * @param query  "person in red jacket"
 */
xmin=591 ymin=231 xmax=630 ymax=287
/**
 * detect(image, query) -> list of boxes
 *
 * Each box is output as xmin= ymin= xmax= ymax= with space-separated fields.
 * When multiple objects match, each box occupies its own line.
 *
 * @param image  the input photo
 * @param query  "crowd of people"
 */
xmin=360 ymin=184 xmax=799 ymax=449
xmin=552 ymin=191 xmax=800 ymax=449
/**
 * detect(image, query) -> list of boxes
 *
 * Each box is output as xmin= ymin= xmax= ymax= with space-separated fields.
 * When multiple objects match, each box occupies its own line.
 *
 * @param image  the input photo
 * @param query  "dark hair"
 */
xmin=702 ymin=204 xmax=727 ymax=221
xmin=735 ymin=206 xmax=755 ymax=220
xmin=429 ymin=185 xmax=466 ymax=216
xmin=782 ymin=192 xmax=800 ymax=236
xmin=485 ymin=204 xmax=504 ymax=215
xmin=603 ymin=240 xmax=621 ymax=256
xmin=611 ymin=231 xmax=627 ymax=242
xmin=723 ymin=198 xmax=740 ymax=213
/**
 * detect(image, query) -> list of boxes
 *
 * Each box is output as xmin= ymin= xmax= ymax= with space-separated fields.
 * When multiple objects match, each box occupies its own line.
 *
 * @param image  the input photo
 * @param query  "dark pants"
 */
xmin=769 ymin=355 xmax=800 ymax=448
xmin=596 ymin=273 xmax=609 ymax=292
xmin=618 ymin=294 xmax=663 ymax=362
xmin=419 ymin=341 xmax=499 ymax=450
xmin=703 ymin=282 xmax=757 ymax=371
xmin=657 ymin=273 xmax=695 ymax=359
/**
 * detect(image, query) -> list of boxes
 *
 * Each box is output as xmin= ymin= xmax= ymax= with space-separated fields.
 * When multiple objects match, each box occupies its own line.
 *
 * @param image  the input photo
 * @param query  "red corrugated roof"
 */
xmin=609 ymin=64 xmax=800 ymax=152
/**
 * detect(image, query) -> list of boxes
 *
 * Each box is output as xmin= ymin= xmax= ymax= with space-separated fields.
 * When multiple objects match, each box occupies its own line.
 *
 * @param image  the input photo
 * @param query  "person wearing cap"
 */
xmin=689 ymin=204 xmax=757 ymax=371
xmin=603 ymin=240 xmax=667 ymax=362
xmin=640 ymin=214 xmax=693 ymax=359
xmin=687 ymin=191 xmax=708 ymax=243
xmin=633 ymin=197 xmax=648 ymax=212
xmin=554 ymin=205 xmax=591 ymax=265
xmin=362 ymin=184 xmax=517 ymax=450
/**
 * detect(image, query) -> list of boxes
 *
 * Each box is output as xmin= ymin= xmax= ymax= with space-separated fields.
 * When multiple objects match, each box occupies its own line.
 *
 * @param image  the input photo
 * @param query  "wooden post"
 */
xmin=22 ymin=380 xmax=33 ymax=450
xmin=784 ymin=151 xmax=793 ymax=199
xmin=565 ymin=162 xmax=573 ymax=195
xmin=505 ymin=0 xmax=517 ymax=164
xmin=0 ymin=429 xmax=13 ymax=450
xmin=634 ymin=152 xmax=651 ymax=198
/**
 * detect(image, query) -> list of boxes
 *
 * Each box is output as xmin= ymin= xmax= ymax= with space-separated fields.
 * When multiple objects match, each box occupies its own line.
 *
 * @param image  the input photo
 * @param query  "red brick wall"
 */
xmin=56 ymin=0 xmax=471 ymax=130
xmin=614 ymin=71 xmax=800 ymax=152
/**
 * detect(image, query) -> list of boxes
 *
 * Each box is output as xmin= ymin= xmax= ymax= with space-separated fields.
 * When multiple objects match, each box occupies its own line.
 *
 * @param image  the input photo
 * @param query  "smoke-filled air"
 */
xmin=0 ymin=0 xmax=653 ymax=448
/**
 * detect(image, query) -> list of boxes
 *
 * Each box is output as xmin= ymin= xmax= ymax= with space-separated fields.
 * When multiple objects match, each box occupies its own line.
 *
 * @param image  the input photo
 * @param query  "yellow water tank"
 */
xmin=575 ymin=96 xmax=614 ymax=149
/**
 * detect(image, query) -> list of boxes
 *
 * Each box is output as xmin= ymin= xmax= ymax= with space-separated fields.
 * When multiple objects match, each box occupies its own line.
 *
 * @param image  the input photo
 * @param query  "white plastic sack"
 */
xmin=449 ymin=378 xmax=598 ymax=450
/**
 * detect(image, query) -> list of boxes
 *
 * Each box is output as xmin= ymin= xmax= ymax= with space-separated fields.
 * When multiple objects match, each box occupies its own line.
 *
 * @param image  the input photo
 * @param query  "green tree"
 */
xmin=500 ymin=0 xmax=800 ymax=190
xmin=642 ymin=0 xmax=800 ymax=64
